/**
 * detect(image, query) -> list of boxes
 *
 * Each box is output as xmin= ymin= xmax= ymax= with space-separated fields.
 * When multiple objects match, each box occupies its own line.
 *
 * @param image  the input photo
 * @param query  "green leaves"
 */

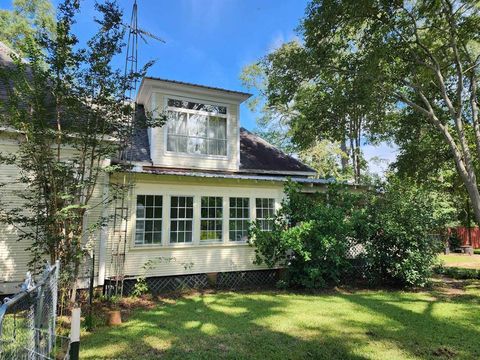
xmin=251 ymin=177 xmax=455 ymax=289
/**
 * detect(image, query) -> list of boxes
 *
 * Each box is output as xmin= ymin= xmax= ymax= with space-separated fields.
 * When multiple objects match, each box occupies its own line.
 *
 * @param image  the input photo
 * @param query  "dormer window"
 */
xmin=166 ymin=98 xmax=227 ymax=156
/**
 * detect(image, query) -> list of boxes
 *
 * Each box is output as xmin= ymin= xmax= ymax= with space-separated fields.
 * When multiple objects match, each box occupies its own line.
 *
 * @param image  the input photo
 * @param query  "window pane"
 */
xmin=229 ymin=197 xmax=250 ymax=241
xmin=189 ymin=113 xmax=207 ymax=137
xmin=136 ymin=204 xmax=145 ymax=218
xmin=200 ymin=196 xmax=222 ymax=242
xmin=168 ymin=111 xmax=188 ymax=135
xmin=187 ymin=137 xmax=206 ymax=154
xmin=170 ymin=196 xmax=194 ymax=244
xmin=135 ymin=195 xmax=162 ymax=246
xmin=209 ymin=116 xmax=226 ymax=139
xmin=256 ymin=198 xmax=275 ymax=232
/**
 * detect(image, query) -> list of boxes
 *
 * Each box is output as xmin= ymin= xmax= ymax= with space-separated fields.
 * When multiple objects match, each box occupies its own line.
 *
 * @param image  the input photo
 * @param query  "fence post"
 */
xmin=69 ymin=307 xmax=81 ymax=360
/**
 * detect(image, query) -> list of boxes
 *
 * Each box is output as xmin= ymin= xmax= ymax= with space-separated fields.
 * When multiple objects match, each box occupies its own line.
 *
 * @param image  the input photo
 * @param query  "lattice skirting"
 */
xmin=105 ymin=273 xmax=209 ymax=296
xmin=104 ymin=269 xmax=279 ymax=295
xmin=217 ymin=270 xmax=278 ymax=289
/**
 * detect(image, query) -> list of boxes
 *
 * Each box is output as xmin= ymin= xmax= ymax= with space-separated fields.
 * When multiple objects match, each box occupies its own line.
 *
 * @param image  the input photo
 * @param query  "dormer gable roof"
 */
xmin=137 ymin=77 xmax=252 ymax=105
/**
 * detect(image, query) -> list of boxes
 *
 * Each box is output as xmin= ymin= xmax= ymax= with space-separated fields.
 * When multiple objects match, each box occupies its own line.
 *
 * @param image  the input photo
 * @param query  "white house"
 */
xmin=0 ymin=42 xmax=330 ymax=294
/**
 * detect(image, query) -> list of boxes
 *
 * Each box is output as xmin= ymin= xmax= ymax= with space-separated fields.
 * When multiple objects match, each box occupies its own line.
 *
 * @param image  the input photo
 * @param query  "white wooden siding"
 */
xmin=0 ymin=141 xmax=31 ymax=289
xmin=106 ymin=174 xmax=284 ymax=278
xmin=0 ymin=137 xmax=107 ymax=293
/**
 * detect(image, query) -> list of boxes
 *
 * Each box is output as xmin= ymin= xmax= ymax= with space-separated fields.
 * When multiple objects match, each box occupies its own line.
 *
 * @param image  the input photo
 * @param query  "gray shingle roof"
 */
xmin=239 ymin=128 xmax=315 ymax=173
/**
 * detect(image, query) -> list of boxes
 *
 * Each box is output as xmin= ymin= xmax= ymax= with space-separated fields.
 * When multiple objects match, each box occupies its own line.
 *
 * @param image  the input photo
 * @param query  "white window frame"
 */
xmin=164 ymin=96 xmax=229 ymax=159
xmin=255 ymin=198 xmax=275 ymax=231
xmin=229 ymin=197 xmax=250 ymax=242
xmin=134 ymin=195 xmax=163 ymax=246
xmin=169 ymin=195 xmax=194 ymax=244
xmin=200 ymin=196 xmax=223 ymax=243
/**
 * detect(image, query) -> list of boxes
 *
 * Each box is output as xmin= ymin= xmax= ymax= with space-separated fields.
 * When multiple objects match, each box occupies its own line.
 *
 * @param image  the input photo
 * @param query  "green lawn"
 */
xmin=80 ymin=283 xmax=480 ymax=360
xmin=438 ymin=254 xmax=480 ymax=269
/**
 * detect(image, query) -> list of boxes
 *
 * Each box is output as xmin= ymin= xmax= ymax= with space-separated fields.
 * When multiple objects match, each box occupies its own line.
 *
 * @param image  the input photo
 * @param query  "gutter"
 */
xmin=132 ymin=166 xmax=341 ymax=185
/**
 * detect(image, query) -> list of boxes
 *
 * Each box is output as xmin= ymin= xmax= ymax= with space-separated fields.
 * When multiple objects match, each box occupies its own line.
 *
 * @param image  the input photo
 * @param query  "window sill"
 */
xmin=164 ymin=151 xmax=228 ymax=161
xmin=129 ymin=241 xmax=250 ymax=251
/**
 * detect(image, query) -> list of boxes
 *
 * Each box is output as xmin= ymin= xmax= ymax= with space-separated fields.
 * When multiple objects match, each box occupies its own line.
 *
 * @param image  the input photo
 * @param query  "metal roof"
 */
xmin=134 ymin=166 xmax=334 ymax=185
xmin=143 ymin=76 xmax=252 ymax=98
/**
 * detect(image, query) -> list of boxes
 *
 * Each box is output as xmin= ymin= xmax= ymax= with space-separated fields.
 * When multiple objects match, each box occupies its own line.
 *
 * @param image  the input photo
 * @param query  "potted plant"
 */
xmin=106 ymin=296 xmax=122 ymax=326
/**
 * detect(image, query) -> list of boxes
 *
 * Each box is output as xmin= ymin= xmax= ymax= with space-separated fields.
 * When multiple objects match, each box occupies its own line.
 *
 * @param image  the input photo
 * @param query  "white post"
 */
xmin=69 ymin=307 xmax=81 ymax=360
xmin=98 ymin=177 xmax=110 ymax=286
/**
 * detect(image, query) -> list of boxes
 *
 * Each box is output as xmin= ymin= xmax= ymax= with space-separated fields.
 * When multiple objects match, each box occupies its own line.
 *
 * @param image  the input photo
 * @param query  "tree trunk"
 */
xmin=340 ymin=139 xmax=349 ymax=171
xmin=462 ymin=176 xmax=480 ymax=226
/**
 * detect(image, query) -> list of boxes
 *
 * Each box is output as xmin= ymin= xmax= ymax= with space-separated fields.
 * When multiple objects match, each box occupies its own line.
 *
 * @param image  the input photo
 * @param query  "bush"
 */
xmin=363 ymin=180 xmax=453 ymax=287
xmin=131 ymin=277 xmax=149 ymax=297
xmin=250 ymin=179 xmax=455 ymax=289
xmin=434 ymin=266 xmax=480 ymax=280
xmin=250 ymin=182 xmax=368 ymax=289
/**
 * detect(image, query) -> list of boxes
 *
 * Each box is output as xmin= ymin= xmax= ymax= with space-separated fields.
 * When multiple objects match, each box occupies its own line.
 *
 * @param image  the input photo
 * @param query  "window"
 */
xmin=166 ymin=98 xmax=227 ymax=156
xmin=200 ymin=196 xmax=223 ymax=242
xmin=229 ymin=197 xmax=250 ymax=241
xmin=170 ymin=196 xmax=194 ymax=243
xmin=135 ymin=195 xmax=162 ymax=245
xmin=167 ymin=98 xmax=227 ymax=114
xmin=256 ymin=198 xmax=275 ymax=231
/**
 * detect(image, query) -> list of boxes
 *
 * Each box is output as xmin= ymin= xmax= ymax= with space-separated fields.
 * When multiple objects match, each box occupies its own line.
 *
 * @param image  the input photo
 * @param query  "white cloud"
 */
xmin=182 ymin=0 xmax=229 ymax=30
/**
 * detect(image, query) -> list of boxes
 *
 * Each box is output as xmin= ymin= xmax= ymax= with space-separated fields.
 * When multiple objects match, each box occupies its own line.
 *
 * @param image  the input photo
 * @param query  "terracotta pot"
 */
xmin=107 ymin=310 xmax=122 ymax=326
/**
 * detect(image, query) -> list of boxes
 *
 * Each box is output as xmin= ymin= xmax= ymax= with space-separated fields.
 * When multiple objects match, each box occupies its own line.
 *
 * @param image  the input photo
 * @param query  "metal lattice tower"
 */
xmin=110 ymin=0 xmax=164 ymax=296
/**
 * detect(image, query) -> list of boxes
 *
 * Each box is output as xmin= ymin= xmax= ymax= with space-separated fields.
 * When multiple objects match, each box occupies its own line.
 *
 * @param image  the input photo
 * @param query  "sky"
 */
xmin=3 ymin=0 xmax=397 ymax=174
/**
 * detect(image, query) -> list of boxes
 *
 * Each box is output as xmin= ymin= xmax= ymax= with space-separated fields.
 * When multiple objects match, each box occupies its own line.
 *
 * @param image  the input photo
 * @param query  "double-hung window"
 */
xmin=229 ymin=197 xmax=250 ymax=241
xmin=166 ymin=98 xmax=227 ymax=156
xmin=200 ymin=196 xmax=223 ymax=242
xmin=256 ymin=198 xmax=275 ymax=231
xmin=135 ymin=195 xmax=162 ymax=245
xmin=170 ymin=196 xmax=194 ymax=243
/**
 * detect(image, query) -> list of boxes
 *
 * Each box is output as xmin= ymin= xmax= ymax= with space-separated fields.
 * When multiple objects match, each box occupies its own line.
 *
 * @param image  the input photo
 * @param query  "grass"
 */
xmin=438 ymin=253 xmax=480 ymax=269
xmin=80 ymin=282 xmax=480 ymax=360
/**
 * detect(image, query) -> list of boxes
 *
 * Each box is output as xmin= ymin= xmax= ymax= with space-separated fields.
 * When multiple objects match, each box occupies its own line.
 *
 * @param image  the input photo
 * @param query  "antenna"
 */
xmin=110 ymin=0 xmax=164 ymax=297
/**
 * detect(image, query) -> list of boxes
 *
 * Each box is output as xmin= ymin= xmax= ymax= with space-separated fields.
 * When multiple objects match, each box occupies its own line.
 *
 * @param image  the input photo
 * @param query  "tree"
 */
xmin=241 ymin=36 xmax=387 ymax=183
xmin=0 ymin=0 xmax=162 ymax=301
xmin=298 ymin=139 xmax=352 ymax=181
xmin=293 ymin=0 xmax=480 ymax=224
xmin=0 ymin=0 xmax=55 ymax=52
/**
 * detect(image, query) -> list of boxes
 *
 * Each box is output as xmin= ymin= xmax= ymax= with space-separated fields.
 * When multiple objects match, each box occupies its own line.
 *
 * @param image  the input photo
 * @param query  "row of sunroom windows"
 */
xmin=134 ymin=195 xmax=275 ymax=246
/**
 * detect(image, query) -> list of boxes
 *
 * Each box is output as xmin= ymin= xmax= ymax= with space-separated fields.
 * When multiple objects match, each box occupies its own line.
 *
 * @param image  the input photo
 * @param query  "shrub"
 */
xmin=434 ymin=266 xmax=480 ymax=280
xmin=250 ymin=182 xmax=369 ymax=289
xmin=250 ymin=179 xmax=455 ymax=289
xmin=363 ymin=180 xmax=453 ymax=287
xmin=131 ymin=277 xmax=149 ymax=297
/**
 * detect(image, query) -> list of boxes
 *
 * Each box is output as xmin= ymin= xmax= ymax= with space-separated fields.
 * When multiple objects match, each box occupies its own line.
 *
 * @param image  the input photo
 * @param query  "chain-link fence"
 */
xmin=0 ymin=261 xmax=61 ymax=360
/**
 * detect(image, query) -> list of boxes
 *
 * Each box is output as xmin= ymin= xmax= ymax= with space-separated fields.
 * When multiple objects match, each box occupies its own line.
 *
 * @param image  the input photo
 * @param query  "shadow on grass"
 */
xmin=343 ymin=291 xmax=480 ymax=359
xmin=80 ymin=292 xmax=368 ymax=360
xmin=80 ymin=289 xmax=480 ymax=360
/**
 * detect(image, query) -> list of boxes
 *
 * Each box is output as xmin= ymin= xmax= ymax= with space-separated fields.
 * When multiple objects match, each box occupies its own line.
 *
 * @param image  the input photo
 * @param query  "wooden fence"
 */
xmin=454 ymin=227 xmax=480 ymax=248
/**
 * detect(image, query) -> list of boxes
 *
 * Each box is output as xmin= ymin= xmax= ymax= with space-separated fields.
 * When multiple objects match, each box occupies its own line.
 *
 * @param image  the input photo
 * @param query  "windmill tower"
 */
xmin=110 ymin=0 xmax=164 ymax=296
